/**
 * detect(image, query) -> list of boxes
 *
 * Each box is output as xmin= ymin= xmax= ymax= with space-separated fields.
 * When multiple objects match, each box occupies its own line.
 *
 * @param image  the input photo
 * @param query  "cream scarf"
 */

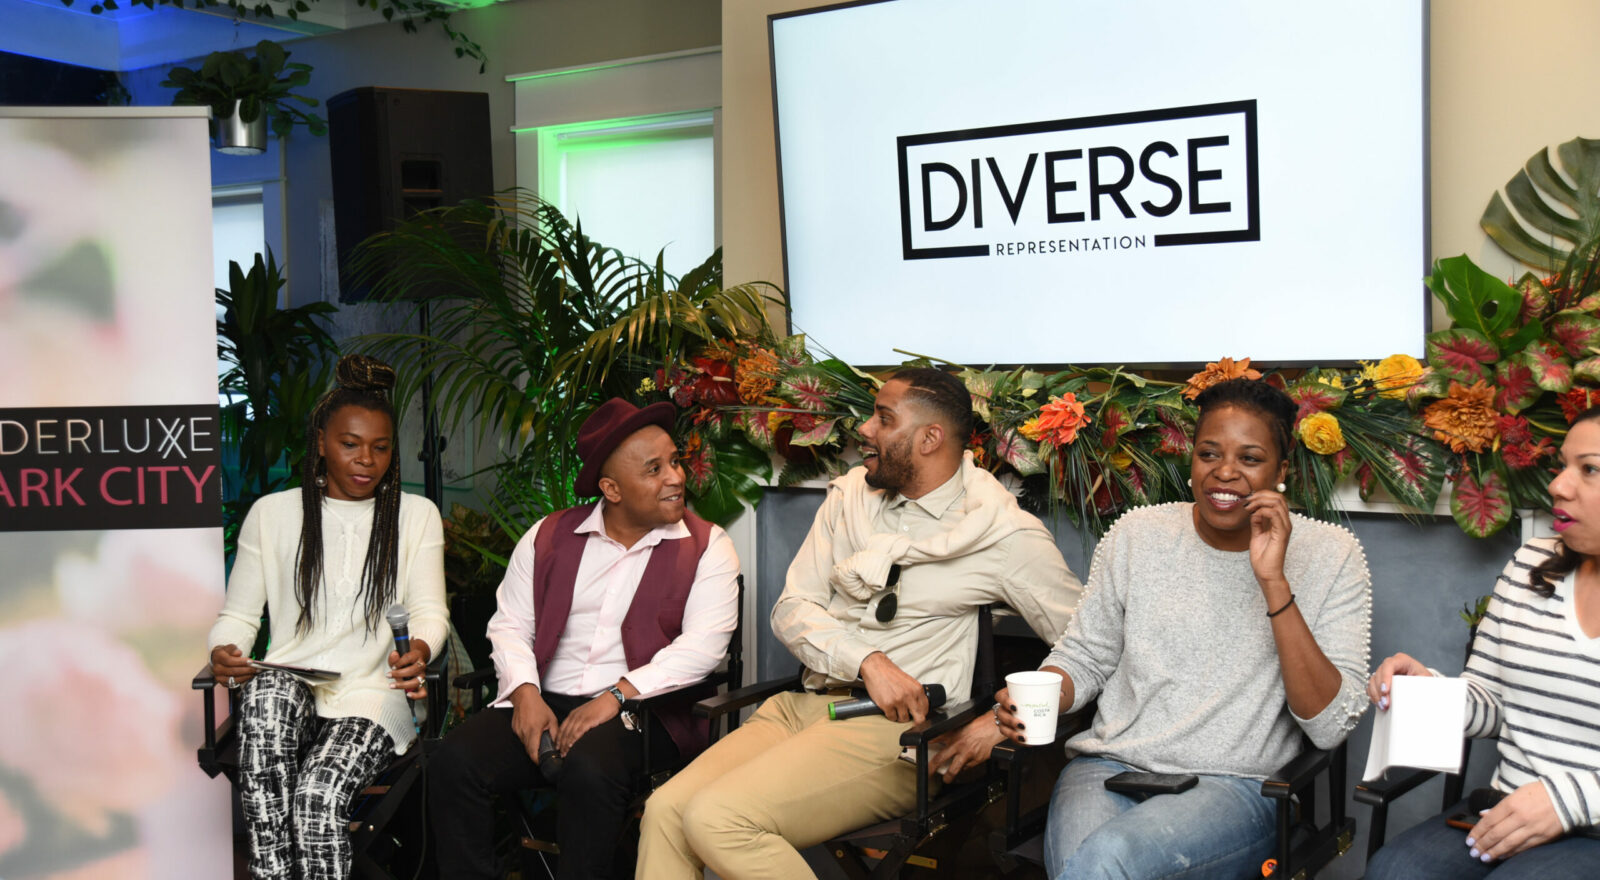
xmin=829 ymin=451 xmax=1042 ymax=600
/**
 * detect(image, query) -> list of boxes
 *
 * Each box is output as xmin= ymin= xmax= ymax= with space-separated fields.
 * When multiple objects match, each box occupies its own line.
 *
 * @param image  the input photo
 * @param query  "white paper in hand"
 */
xmin=1362 ymin=675 xmax=1469 ymax=782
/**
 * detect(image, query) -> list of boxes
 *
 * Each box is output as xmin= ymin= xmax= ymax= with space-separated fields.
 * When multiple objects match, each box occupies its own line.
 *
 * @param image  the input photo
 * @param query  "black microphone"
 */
xmin=829 ymin=684 xmax=946 ymax=720
xmin=385 ymin=604 xmax=418 ymax=718
xmin=385 ymin=604 xmax=411 ymax=658
xmin=538 ymin=731 xmax=565 ymax=783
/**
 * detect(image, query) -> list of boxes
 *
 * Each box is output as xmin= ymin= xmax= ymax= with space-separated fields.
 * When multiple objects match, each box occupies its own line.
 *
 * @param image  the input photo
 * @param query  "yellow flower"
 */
xmin=1109 ymin=449 xmax=1134 ymax=471
xmin=1423 ymin=380 xmax=1500 ymax=453
xmin=1017 ymin=417 xmax=1044 ymax=442
xmin=1361 ymin=353 xmax=1425 ymax=399
xmin=1298 ymin=412 xmax=1346 ymax=455
xmin=1315 ymin=373 xmax=1344 ymax=391
xmin=637 ymin=376 xmax=657 ymax=394
xmin=766 ymin=410 xmax=791 ymax=435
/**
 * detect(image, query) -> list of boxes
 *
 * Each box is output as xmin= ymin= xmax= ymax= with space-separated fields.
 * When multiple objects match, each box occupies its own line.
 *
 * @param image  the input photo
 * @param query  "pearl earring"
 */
xmin=315 ymin=475 xmax=327 ymax=488
xmin=1275 ymin=482 xmax=1287 ymax=493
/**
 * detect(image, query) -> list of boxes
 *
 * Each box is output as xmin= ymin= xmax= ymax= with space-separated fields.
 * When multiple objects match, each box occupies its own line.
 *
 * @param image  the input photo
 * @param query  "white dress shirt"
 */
xmin=487 ymin=502 xmax=740 ymax=707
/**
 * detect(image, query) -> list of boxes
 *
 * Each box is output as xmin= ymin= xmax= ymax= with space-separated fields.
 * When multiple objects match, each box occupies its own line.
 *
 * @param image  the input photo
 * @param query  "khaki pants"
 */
xmin=636 ymin=691 xmax=921 ymax=880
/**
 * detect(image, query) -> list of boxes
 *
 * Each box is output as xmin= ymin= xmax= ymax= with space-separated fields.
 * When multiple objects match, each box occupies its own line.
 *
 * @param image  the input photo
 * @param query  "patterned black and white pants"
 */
xmin=238 ymin=669 xmax=395 ymax=879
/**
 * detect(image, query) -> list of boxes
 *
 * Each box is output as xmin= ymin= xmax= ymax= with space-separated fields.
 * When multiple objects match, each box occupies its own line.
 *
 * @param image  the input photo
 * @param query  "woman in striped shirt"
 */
xmin=1364 ymin=407 xmax=1600 ymax=879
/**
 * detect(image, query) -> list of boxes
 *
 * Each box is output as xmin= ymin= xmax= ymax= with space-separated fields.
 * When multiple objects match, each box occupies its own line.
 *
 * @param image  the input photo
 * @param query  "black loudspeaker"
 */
xmin=328 ymin=87 xmax=493 ymax=302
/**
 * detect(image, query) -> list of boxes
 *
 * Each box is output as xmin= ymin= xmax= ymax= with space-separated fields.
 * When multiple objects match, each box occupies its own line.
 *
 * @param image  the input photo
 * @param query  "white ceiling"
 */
xmin=0 ymin=0 xmax=490 ymax=72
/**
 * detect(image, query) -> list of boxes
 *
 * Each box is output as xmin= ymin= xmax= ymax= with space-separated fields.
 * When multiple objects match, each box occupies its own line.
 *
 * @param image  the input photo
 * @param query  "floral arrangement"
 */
xmin=648 ymin=248 xmax=1594 ymax=539
xmin=634 ymin=138 xmax=1600 ymax=539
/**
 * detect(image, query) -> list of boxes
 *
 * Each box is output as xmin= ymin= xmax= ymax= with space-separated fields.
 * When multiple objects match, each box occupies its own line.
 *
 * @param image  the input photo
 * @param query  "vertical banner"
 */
xmin=0 ymin=108 xmax=228 ymax=879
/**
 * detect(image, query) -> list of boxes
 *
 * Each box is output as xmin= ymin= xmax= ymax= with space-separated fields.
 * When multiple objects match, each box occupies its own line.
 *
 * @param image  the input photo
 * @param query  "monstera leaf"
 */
xmin=1481 ymin=137 xmax=1600 ymax=272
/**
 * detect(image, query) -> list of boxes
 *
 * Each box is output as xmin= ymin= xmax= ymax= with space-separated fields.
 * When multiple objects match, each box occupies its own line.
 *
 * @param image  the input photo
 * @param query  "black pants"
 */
xmin=429 ymin=692 xmax=678 ymax=880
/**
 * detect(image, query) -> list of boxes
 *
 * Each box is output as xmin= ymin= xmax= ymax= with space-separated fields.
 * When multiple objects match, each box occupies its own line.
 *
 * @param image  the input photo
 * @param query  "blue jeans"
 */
xmin=1366 ymin=798 xmax=1600 ymax=880
xmin=1044 ymin=755 xmax=1275 ymax=880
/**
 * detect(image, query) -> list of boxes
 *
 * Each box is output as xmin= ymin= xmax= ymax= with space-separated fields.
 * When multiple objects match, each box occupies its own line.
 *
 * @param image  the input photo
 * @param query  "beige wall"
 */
xmin=721 ymin=1 xmax=1600 ymax=330
xmin=1430 ymin=0 xmax=1600 ymax=280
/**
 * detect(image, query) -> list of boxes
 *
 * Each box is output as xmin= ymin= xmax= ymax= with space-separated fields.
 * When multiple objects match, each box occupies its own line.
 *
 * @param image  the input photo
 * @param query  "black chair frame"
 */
xmin=989 ymin=729 xmax=1354 ymax=880
xmin=693 ymin=604 xmax=1017 ymax=879
xmin=449 ymin=573 xmax=746 ymax=865
xmin=193 ymin=645 xmax=450 ymax=879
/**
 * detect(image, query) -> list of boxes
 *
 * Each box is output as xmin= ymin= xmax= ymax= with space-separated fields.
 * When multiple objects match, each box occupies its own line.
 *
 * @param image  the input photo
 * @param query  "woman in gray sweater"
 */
xmin=996 ymin=378 xmax=1371 ymax=879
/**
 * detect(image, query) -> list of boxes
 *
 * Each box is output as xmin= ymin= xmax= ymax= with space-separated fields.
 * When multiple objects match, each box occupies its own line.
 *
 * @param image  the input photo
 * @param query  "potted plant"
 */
xmin=162 ymin=40 xmax=327 ymax=154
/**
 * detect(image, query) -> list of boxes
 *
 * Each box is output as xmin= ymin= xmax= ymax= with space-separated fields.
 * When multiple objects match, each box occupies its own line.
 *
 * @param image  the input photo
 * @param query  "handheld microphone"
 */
xmin=385 ymin=604 xmax=418 ymax=720
xmin=538 ymin=731 xmax=565 ymax=783
xmin=385 ymin=604 xmax=411 ymax=657
xmin=829 ymin=684 xmax=946 ymax=720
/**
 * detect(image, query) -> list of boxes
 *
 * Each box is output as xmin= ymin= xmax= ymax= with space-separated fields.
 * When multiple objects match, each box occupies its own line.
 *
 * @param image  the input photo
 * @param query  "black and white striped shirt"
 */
xmin=1463 ymin=537 xmax=1600 ymax=832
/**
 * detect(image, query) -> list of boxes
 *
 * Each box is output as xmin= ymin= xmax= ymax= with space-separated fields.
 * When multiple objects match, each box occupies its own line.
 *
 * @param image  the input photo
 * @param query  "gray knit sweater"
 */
xmin=1044 ymin=503 xmax=1371 ymax=779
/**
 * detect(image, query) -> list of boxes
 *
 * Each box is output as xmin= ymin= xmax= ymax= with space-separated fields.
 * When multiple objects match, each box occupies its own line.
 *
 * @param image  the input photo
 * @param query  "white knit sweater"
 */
xmin=208 ymin=489 xmax=448 ymax=753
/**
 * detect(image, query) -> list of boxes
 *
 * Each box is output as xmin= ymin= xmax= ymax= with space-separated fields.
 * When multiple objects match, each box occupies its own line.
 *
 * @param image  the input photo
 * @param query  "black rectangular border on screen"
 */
xmin=897 ymin=100 xmax=1259 ymax=261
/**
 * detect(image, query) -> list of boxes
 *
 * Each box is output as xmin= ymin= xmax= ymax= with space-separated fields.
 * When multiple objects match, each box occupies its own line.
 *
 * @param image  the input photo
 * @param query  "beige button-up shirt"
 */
xmin=771 ymin=463 xmax=1083 ymax=702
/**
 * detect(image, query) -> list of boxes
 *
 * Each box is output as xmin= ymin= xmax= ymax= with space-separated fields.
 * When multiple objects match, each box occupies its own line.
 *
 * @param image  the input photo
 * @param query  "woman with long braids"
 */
xmin=207 ymin=354 xmax=448 ymax=879
xmin=1365 ymin=407 xmax=1600 ymax=879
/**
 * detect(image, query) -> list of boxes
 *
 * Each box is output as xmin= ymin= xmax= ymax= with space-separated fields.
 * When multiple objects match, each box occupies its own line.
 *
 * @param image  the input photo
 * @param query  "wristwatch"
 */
xmin=606 ymin=684 xmax=627 ymax=706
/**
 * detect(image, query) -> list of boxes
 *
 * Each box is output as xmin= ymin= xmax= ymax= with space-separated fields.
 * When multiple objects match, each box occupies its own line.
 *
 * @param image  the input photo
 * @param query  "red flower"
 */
xmin=1560 ymin=388 xmax=1600 ymax=423
xmin=1497 ymin=415 xmax=1532 ymax=446
xmin=685 ymin=357 xmax=741 ymax=407
xmin=1502 ymin=437 xmax=1555 ymax=470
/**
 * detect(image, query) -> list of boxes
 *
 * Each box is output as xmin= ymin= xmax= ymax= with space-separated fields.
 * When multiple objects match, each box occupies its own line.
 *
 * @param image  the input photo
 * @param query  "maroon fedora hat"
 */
xmin=574 ymin=398 xmax=678 ymax=497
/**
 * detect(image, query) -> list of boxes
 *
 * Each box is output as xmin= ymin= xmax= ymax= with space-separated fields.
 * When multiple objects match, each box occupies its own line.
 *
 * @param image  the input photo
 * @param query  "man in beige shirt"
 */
xmin=638 ymin=368 xmax=1083 ymax=879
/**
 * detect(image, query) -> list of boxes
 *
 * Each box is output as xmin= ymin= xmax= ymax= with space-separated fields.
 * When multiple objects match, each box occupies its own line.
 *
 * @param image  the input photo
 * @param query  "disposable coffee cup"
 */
xmin=1005 ymin=670 xmax=1063 ymax=745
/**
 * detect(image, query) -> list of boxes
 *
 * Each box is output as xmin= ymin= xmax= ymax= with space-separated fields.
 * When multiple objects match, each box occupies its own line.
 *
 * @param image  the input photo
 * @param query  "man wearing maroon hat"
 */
xmin=429 ymin=398 xmax=740 ymax=880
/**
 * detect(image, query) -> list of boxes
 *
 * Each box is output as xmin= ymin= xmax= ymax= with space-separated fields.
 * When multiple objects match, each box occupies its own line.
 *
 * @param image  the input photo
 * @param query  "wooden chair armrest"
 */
xmin=693 ymin=675 xmax=800 ymax=720
xmin=898 ymin=698 xmax=987 ymax=746
xmin=624 ymin=679 xmax=715 ymax=711
xmin=1354 ymin=767 xmax=1439 ymax=806
xmin=192 ymin=662 xmax=217 ymax=689
xmin=1261 ymin=744 xmax=1333 ymax=800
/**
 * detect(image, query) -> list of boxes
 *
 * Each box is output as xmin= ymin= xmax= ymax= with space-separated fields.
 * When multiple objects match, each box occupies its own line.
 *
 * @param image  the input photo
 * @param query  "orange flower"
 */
xmin=1034 ymin=393 xmax=1092 ymax=447
xmin=1017 ymin=417 xmax=1044 ymax=442
xmin=1422 ymin=381 xmax=1500 ymax=453
xmin=1182 ymin=357 xmax=1263 ymax=399
xmin=735 ymin=346 xmax=780 ymax=403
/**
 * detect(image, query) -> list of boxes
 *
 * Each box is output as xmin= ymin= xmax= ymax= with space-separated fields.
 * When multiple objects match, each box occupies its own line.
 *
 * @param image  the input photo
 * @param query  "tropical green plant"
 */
xmin=351 ymin=192 xmax=779 ymax=531
xmin=162 ymin=41 xmax=326 ymax=138
xmin=1481 ymin=137 xmax=1600 ymax=273
xmin=217 ymin=251 xmax=339 ymax=549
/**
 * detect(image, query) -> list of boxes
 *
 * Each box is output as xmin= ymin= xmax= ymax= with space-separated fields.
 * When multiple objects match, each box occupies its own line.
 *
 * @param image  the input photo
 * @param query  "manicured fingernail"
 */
xmin=1480 ymin=854 xmax=1492 ymax=863
xmin=1017 ymin=723 xmax=1025 ymax=730
xmin=1465 ymin=837 xmax=1475 ymax=847
xmin=1380 ymin=682 xmax=1388 ymax=694
xmin=1008 ymin=705 xmax=1016 ymax=712
xmin=1469 ymin=848 xmax=1479 ymax=858
xmin=1379 ymin=697 xmax=1388 ymax=710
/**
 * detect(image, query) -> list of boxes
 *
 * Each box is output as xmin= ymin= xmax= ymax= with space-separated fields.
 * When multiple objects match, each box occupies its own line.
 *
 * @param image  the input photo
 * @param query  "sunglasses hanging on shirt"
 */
xmin=875 ymin=564 xmax=902 ymax=623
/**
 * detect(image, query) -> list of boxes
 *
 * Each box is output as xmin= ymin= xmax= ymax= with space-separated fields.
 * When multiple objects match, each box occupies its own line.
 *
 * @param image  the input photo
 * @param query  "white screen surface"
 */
xmin=771 ymin=0 xmax=1427 ymax=367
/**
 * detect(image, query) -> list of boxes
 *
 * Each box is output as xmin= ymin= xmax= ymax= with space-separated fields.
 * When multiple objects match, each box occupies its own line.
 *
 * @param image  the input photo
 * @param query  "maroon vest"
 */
xmin=530 ymin=503 xmax=716 ymax=757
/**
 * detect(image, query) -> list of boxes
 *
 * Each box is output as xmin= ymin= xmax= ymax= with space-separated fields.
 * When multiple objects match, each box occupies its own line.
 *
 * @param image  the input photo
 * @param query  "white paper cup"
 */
xmin=1006 ymin=670 xmax=1063 ymax=745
